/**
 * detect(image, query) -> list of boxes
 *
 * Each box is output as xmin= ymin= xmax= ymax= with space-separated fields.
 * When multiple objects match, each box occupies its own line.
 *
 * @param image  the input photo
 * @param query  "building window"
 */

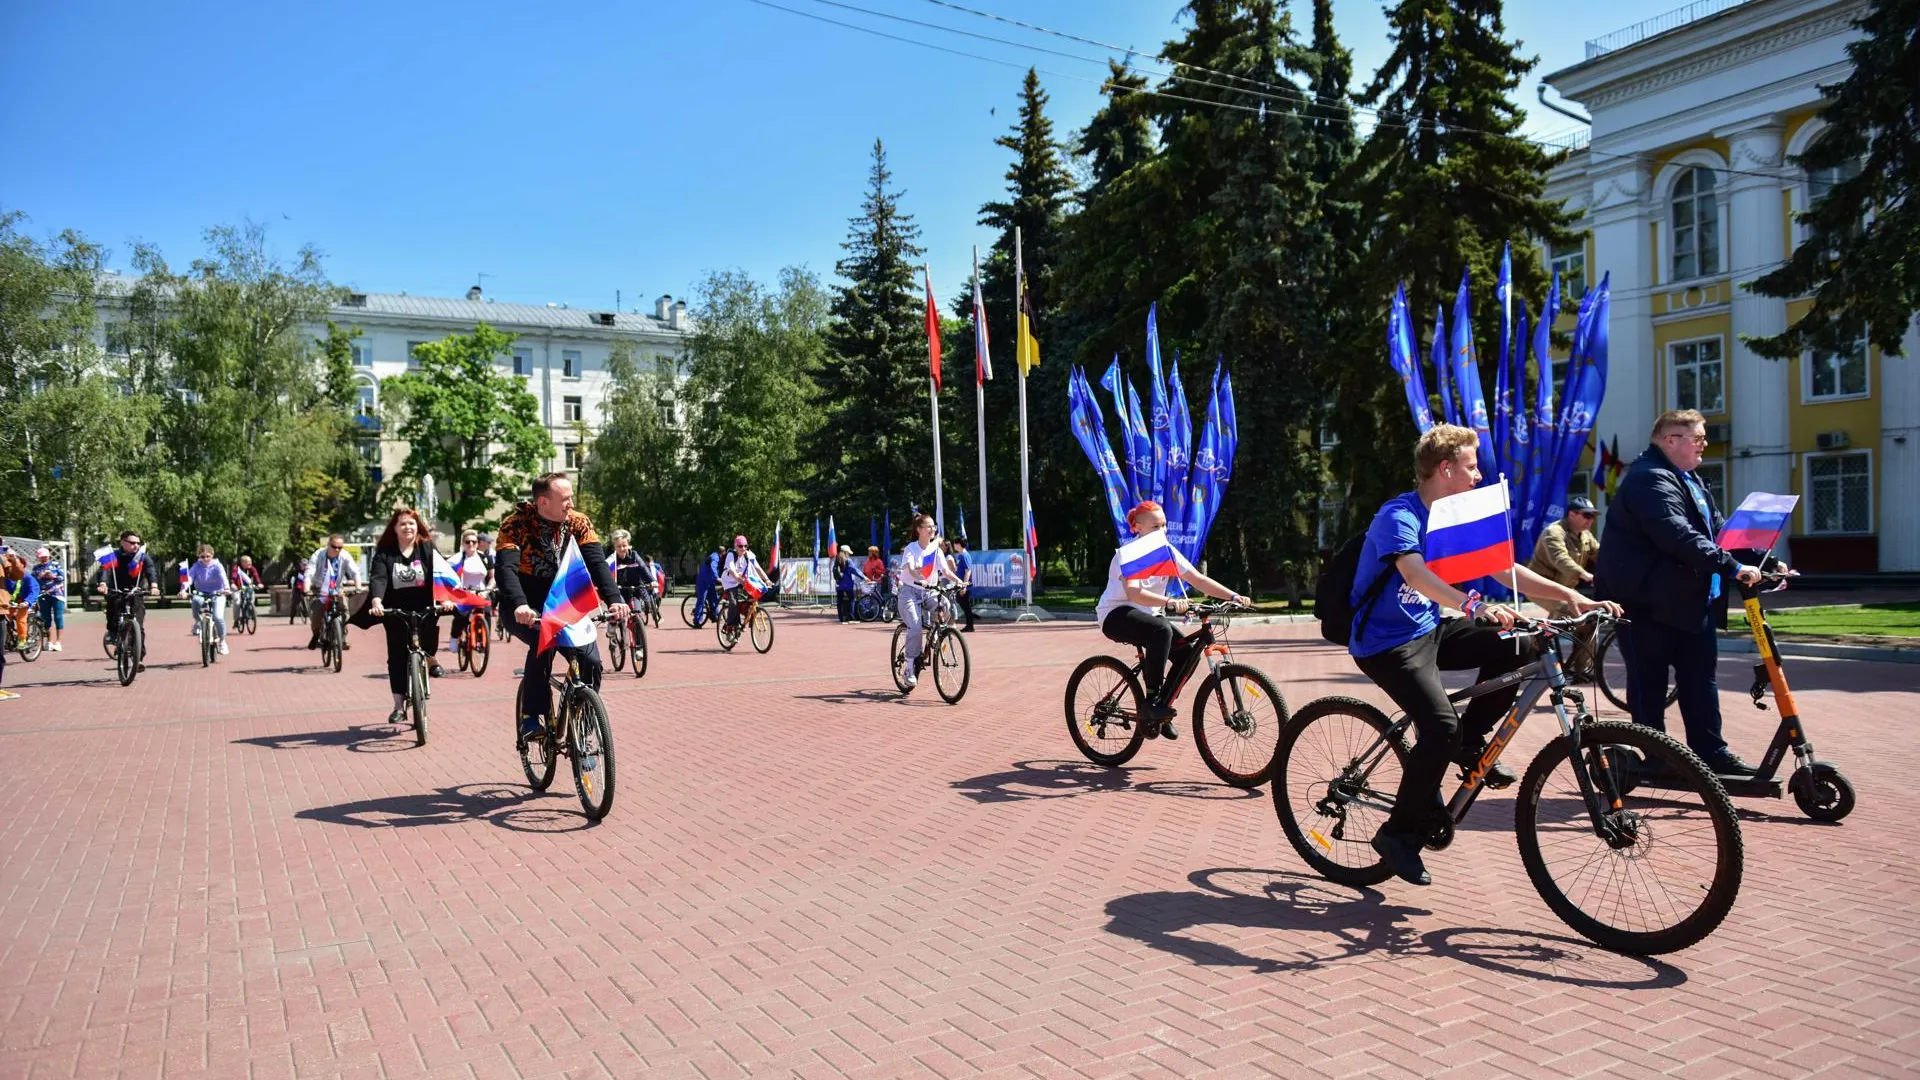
xmin=1806 ymin=452 xmax=1871 ymax=534
xmin=1694 ymin=460 xmax=1727 ymax=513
xmin=1806 ymin=334 xmax=1869 ymax=402
xmin=562 ymin=349 xmax=582 ymax=379
xmin=563 ymin=443 xmax=582 ymax=470
xmin=563 ymin=396 xmax=583 ymax=423
xmin=1316 ymin=483 xmax=1345 ymax=550
xmin=1549 ymin=237 xmax=1587 ymax=300
xmin=357 ymin=439 xmax=380 ymax=463
xmin=512 ymin=348 xmax=533 ymax=377
xmin=351 ymin=341 xmax=372 ymax=368
xmin=406 ymin=340 xmax=426 ymax=369
xmin=103 ymin=321 xmax=126 ymax=356
xmin=656 ymin=392 xmax=678 ymax=429
xmin=1669 ymin=337 xmax=1724 ymax=414
xmin=1670 ymin=166 xmax=1719 ymax=281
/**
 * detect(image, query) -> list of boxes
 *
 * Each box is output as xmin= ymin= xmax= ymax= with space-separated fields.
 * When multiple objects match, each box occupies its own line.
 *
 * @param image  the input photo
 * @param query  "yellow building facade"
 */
xmin=1544 ymin=0 xmax=1917 ymax=572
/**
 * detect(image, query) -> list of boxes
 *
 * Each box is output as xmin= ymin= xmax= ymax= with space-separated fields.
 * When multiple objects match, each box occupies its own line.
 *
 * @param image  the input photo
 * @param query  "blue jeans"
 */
xmin=190 ymin=592 xmax=227 ymax=639
xmin=36 ymin=594 xmax=65 ymax=631
xmin=1618 ymin=611 xmax=1727 ymax=759
xmin=694 ymin=585 xmax=719 ymax=624
xmin=506 ymin=619 xmax=602 ymax=721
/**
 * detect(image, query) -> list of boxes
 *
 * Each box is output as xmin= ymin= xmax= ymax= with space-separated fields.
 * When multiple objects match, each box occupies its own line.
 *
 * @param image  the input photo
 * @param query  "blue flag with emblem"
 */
xmin=1494 ymin=243 xmax=1514 ymax=478
xmin=1145 ymin=303 xmax=1170 ymax=506
xmin=1388 ymin=284 xmax=1434 ymax=433
xmin=1068 ymin=367 xmax=1133 ymax=543
xmin=1163 ymin=357 xmax=1194 ymax=542
xmin=1430 ymin=304 xmax=1458 ymax=427
xmin=1449 ymin=270 xmax=1498 ymax=484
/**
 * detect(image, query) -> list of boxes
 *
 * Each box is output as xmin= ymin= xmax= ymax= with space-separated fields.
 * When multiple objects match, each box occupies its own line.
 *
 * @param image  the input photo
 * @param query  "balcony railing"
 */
xmin=1585 ymin=0 xmax=1753 ymax=59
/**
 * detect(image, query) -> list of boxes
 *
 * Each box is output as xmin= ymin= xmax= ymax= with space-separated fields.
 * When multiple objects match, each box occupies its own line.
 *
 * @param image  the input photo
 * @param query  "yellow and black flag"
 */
xmin=1017 ymin=276 xmax=1040 ymax=377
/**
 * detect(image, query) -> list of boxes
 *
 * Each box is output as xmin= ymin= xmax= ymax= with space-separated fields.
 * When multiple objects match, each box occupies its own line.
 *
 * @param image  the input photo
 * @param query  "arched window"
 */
xmin=1670 ymin=166 xmax=1719 ymax=281
xmin=353 ymin=375 xmax=379 ymax=429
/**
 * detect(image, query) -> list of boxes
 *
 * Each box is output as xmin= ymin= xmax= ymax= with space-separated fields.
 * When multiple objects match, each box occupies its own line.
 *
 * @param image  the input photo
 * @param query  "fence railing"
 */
xmin=1585 ymin=0 xmax=1753 ymax=59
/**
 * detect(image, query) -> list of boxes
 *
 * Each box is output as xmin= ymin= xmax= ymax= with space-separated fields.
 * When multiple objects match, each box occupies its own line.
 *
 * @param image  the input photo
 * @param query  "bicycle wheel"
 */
xmin=200 ymin=620 xmax=215 ymax=667
xmin=1192 ymin=663 xmax=1288 ymax=789
xmin=519 ymin=701 xmax=558 ymax=791
xmin=239 ymin=603 xmax=256 ymax=635
xmin=1271 ymin=696 xmax=1405 ymax=887
xmin=103 ymin=625 xmax=118 ymax=659
xmin=629 ymin=617 xmax=648 ymax=678
xmin=1596 ymin=628 xmax=1678 ymax=713
xmin=1515 ymin=721 xmax=1743 ymax=955
xmin=330 ymin=617 xmax=344 ymax=673
xmin=933 ymin=628 xmax=969 ymax=704
xmin=681 ymin=593 xmax=699 ymax=628
xmin=605 ymin=617 xmax=627 ymax=672
xmin=715 ymin=603 xmax=740 ymax=651
xmin=882 ymin=596 xmax=898 ymax=623
xmin=853 ymin=594 xmax=878 ymax=622
xmin=1064 ymin=655 xmax=1151 ymax=767
xmin=117 ymin=621 xmax=141 ymax=686
xmin=889 ymin=624 xmax=910 ymax=691
xmin=20 ymin=618 xmax=43 ymax=662
xmin=409 ymin=655 xmax=429 ymax=746
xmin=469 ymin=623 xmax=490 ymax=678
xmin=566 ymin=686 xmax=616 ymax=822
xmin=750 ymin=607 xmax=774 ymax=654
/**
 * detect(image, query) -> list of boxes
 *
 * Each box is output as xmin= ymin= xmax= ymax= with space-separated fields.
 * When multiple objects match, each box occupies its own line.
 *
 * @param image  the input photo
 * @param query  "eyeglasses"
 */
xmin=328 ymin=545 xmax=344 ymax=553
xmin=1664 ymin=432 xmax=1710 ymax=447
xmin=122 ymin=539 xmax=141 ymax=547
xmin=463 ymin=538 xmax=477 ymax=544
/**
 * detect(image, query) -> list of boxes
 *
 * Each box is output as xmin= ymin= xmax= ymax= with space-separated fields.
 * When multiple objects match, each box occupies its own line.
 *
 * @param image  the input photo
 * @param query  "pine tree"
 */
xmin=1078 ymin=61 xmax=1155 ymax=195
xmin=1748 ymin=0 xmax=1919 ymax=359
xmin=806 ymin=140 xmax=930 ymax=525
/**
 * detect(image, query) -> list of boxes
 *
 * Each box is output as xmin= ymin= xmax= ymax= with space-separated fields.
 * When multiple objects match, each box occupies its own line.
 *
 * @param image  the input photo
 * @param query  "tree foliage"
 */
xmin=580 ymin=341 xmax=692 ymax=558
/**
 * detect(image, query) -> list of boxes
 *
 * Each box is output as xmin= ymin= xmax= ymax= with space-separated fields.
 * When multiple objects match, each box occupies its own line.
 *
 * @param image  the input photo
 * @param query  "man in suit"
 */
xmin=1595 ymin=409 xmax=1779 ymax=777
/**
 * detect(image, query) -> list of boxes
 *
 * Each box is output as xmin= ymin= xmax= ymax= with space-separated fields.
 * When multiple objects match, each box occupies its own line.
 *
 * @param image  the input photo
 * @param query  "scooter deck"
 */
xmin=1636 ymin=773 xmax=1784 ymax=799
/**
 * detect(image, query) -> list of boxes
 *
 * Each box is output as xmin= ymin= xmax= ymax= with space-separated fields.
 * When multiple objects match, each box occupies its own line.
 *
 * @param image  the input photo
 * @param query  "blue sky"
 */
xmin=2 ymin=0 xmax=1684 ymax=311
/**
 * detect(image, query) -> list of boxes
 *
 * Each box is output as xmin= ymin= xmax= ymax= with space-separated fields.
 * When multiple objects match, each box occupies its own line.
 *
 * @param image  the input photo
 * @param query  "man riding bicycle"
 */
xmin=306 ymin=534 xmax=364 ymax=650
xmin=495 ymin=473 xmax=629 ymax=745
xmin=719 ymin=536 xmax=767 ymax=632
xmin=96 ymin=531 xmax=159 ymax=670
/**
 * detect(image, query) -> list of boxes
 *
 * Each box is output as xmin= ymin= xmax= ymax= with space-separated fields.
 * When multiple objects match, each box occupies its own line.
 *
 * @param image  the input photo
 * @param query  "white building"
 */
xmin=1542 ymin=0 xmax=1920 ymax=572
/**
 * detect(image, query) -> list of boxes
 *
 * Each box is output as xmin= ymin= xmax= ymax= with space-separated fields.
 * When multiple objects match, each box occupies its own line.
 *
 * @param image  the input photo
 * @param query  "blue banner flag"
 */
xmin=813 ymin=516 xmax=821 ymax=561
xmin=1068 ymin=367 xmax=1133 ymax=543
xmin=884 ymin=509 xmax=891 ymax=552
xmin=1124 ymin=379 xmax=1153 ymax=503
xmin=1430 ymin=305 xmax=1458 ymax=427
xmin=1181 ymin=367 xmax=1225 ymax=566
xmin=1146 ymin=304 xmax=1170 ymax=505
xmin=1101 ymin=357 xmax=1148 ymax=504
xmin=1494 ymin=243 xmax=1514 ymax=476
xmin=1164 ymin=358 xmax=1194 ymax=534
xmin=1449 ymin=271 xmax=1498 ymax=483
xmin=957 ymin=505 xmax=968 ymax=543
xmin=1520 ymin=273 xmax=1561 ymax=558
xmin=1388 ymin=284 xmax=1434 ymax=433
xmin=1542 ymin=275 xmax=1609 ymax=530
xmin=1507 ymin=298 xmax=1533 ymax=538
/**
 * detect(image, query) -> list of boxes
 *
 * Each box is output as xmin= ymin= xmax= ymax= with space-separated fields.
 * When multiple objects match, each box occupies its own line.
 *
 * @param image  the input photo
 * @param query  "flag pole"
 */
xmin=973 ymin=245 xmax=990 ymax=552
xmin=926 ymin=265 xmax=946 ymax=539
xmin=1015 ymin=227 xmax=1033 ymax=610
xmin=1501 ymin=473 xmax=1522 ymax=655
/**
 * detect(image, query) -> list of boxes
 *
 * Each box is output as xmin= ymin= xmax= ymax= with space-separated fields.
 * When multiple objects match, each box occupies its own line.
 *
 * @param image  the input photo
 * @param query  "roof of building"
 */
xmin=337 ymin=291 xmax=687 ymax=336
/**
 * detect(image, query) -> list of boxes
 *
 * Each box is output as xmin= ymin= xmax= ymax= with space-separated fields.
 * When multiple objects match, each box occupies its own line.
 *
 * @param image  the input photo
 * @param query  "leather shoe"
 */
xmin=1701 ymin=750 xmax=1758 ymax=778
xmin=1370 ymin=831 xmax=1431 ymax=886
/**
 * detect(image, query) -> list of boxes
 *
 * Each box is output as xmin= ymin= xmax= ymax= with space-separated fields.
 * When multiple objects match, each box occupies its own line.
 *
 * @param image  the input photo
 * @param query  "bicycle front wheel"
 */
xmin=933 ymin=628 xmax=969 ymax=704
xmin=1596 ymin=628 xmax=1678 ymax=713
xmin=117 ymin=621 xmax=142 ymax=686
xmin=1271 ymin=696 xmax=1405 ymax=887
xmin=20 ymin=619 xmax=43 ymax=662
xmin=1516 ymin=721 xmax=1743 ymax=955
xmin=519 ymin=701 xmax=557 ymax=791
xmin=200 ymin=622 xmax=215 ymax=667
xmin=567 ymin=687 xmax=615 ymax=822
xmin=469 ymin=624 xmax=490 ymax=678
xmin=750 ymin=607 xmax=774 ymax=653
xmin=1192 ymin=663 xmax=1287 ymax=789
xmin=1064 ymin=655 xmax=1150 ymax=767
xmin=410 ymin=655 xmax=429 ymax=746
xmin=889 ymin=625 xmax=910 ymax=691
xmin=630 ymin=617 xmax=648 ymax=678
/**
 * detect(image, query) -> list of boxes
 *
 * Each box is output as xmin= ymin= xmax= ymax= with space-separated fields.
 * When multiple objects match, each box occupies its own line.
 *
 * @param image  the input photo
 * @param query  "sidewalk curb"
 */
xmin=1717 ymin=635 xmax=1919 ymax=665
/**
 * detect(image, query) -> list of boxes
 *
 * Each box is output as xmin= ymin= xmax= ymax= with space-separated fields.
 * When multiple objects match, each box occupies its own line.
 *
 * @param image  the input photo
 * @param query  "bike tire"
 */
xmin=469 ymin=624 xmax=490 ymax=678
xmin=1192 ymin=663 xmax=1288 ymax=789
xmin=1064 ymin=655 xmax=1151 ymax=767
xmin=330 ymin=617 xmax=344 ymax=674
xmin=410 ymin=655 xmax=429 ymax=746
xmin=1515 ymin=721 xmax=1743 ymax=955
xmin=882 ymin=596 xmax=898 ymax=623
xmin=889 ymin=625 xmax=910 ymax=692
xmin=715 ymin=604 xmax=739 ymax=652
xmin=104 ymin=626 xmax=118 ymax=659
xmin=567 ymin=686 xmax=616 ymax=822
xmin=606 ymin=618 xmax=627 ymax=672
xmin=680 ymin=593 xmax=699 ymax=628
xmin=853 ymin=594 xmax=878 ymax=623
xmin=630 ymin=617 xmax=648 ymax=678
xmin=933 ymin=628 xmax=969 ymax=704
xmin=1270 ymin=696 xmax=1405 ymax=887
xmin=1595 ymin=628 xmax=1678 ymax=713
xmin=20 ymin=619 xmax=44 ymax=662
xmin=117 ymin=621 xmax=142 ymax=686
xmin=200 ymin=619 xmax=215 ymax=667
xmin=750 ymin=607 xmax=774 ymax=654
xmin=519 ymin=702 xmax=557 ymax=791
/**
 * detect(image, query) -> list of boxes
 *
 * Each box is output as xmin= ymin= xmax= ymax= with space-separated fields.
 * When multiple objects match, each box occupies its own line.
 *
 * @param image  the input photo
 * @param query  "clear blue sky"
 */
xmin=2 ymin=0 xmax=1685 ymax=312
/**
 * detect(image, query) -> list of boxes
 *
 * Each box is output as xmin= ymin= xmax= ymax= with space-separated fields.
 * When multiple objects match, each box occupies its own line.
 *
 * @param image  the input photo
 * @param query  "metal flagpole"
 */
xmin=1015 ymin=227 xmax=1033 ymax=611
xmin=974 ymin=245 xmax=990 ymax=552
xmin=926 ymin=265 xmax=946 ymax=539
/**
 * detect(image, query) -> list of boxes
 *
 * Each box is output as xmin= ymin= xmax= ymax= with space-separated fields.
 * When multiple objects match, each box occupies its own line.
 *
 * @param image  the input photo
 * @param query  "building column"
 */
xmin=1721 ymin=120 xmax=1791 ymax=553
xmin=1881 ymin=319 xmax=1920 ymax=570
xmin=1589 ymin=160 xmax=1655 ymax=475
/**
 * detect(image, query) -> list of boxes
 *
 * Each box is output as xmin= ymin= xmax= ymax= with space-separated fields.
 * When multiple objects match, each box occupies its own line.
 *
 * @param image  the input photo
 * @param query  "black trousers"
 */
xmin=383 ymin=611 xmax=439 ymax=696
xmin=1617 ymin=609 xmax=1727 ymax=758
xmin=1100 ymin=607 xmax=1195 ymax=700
xmin=1355 ymin=619 xmax=1540 ymax=836
xmin=836 ymin=589 xmax=853 ymax=622
xmin=506 ymin=619 xmax=602 ymax=720
xmin=956 ymin=589 xmax=976 ymax=628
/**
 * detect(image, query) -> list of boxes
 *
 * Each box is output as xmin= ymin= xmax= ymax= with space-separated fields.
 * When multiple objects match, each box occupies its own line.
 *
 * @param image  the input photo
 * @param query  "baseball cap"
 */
xmin=1567 ymin=496 xmax=1597 ymax=513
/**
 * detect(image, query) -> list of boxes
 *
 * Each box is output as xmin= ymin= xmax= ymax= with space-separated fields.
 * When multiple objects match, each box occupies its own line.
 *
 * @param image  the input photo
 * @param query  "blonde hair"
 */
xmin=1415 ymin=424 xmax=1480 ymax=481
xmin=1651 ymin=409 xmax=1706 ymax=439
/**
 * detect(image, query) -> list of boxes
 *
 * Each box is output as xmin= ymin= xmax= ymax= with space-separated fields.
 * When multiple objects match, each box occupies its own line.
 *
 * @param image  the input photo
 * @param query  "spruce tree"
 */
xmin=1079 ymin=61 xmax=1155 ymax=195
xmin=1748 ymin=0 xmax=1918 ymax=359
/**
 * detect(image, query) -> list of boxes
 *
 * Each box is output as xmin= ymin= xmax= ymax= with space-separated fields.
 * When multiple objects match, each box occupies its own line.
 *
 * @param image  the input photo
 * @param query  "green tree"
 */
xmin=1748 ymin=0 xmax=1919 ymax=359
xmin=580 ymin=340 xmax=693 ymax=557
xmin=381 ymin=323 xmax=551 ymax=534
xmin=805 ymin=139 xmax=931 ymax=526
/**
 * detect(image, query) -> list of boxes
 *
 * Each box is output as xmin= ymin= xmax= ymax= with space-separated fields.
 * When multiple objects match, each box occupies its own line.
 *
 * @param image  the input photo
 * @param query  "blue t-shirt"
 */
xmin=1349 ymin=492 xmax=1440 ymax=659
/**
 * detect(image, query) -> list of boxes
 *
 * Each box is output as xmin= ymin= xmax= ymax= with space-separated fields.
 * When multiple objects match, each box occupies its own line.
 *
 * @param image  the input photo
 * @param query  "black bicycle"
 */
xmin=315 ymin=590 xmax=353 ymax=673
xmin=1271 ymin=611 xmax=1743 ymax=955
xmin=383 ymin=608 xmax=439 ymax=746
xmin=102 ymin=585 xmax=150 ymax=687
xmin=516 ymin=615 xmax=616 ymax=821
xmin=1063 ymin=601 xmax=1287 ymax=788
xmin=889 ymin=580 xmax=970 ymax=703
xmin=1593 ymin=624 xmax=1681 ymax=712
xmin=232 ymin=584 xmax=259 ymax=635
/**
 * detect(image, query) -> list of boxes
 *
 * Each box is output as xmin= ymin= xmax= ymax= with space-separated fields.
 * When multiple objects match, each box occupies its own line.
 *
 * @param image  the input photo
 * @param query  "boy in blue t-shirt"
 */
xmin=1350 ymin=425 xmax=1616 ymax=888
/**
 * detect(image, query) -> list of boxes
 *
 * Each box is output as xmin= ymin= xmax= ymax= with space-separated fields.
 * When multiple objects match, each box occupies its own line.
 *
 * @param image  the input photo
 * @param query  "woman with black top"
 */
xmin=359 ymin=507 xmax=453 ymax=724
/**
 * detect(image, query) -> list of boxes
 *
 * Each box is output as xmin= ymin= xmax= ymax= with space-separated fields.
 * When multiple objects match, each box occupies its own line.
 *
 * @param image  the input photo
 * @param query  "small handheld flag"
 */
xmin=432 ymin=559 xmax=490 ymax=610
xmin=919 ymin=541 xmax=941 ymax=580
xmin=1116 ymin=531 xmax=1179 ymax=582
xmin=94 ymin=545 xmax=117 ymax=570
xmin=1718 ymin=493 xmax=1798 ymax=553
xmin=769 ymin=522 xmax=782 ymax=571
xmin=178 ymin=562 xmax=190 ymax=587
xmin=537 ymin=536 xmax=600 ymax=654
xmin=1425 ymin=485 xmax=1517 ymax=584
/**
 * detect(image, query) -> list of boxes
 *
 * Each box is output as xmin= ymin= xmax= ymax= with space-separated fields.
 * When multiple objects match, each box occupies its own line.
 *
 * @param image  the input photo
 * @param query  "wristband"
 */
xmin=1462 ymin=590 xmax=1483 ymax=619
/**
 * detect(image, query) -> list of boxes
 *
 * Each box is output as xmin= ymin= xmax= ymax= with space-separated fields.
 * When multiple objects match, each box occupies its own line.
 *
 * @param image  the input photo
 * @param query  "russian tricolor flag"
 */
xmin=1718 ymin=492 xmax=1797 ymax=552
xmin=432 ymin=558 xmax=491 ymax=610
xmin=1424 ymin=484 xmax=1516 ymax=584
xmin=740 ymin=561 xmax=769 ymax=601
xmin=537 ymin=536 xmax=600 ymax=653
xmin=1026 ymin=510 xmax=1039 ymax=574
xmin=94 ymin=545 xmax=117 ymax=570
xmin=827 ymin=515 xmax=838 ymax=559
xmin=919 ymin=541 xmax=941 ymax=580
xmin=177 ymin=562 xmax=190 ymax=586
xmin=1117 ymin=531 xmax=1179 ymax=582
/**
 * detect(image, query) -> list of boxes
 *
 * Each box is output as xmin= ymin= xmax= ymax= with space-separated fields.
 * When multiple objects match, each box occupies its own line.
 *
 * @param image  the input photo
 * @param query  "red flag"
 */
xmin=924 ymin=268 xmax=942 ymax=391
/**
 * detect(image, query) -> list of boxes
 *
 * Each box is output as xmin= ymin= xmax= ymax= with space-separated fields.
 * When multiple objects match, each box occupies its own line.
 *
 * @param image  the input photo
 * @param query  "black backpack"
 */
xmin=1315 ymin=534 xmax=1393 ymax=647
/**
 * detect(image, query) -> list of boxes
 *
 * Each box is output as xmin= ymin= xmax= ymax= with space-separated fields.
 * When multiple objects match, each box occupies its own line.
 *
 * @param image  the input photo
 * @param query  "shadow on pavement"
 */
xmin=951 ymin=759 xmax=1263 ymax=804
xmin=1102 ymin=867 xmax=1685 ymax=988
xmin=295 ymin=782 xmax=595 ymax=832
xmin=232 ymin=724 xmax=419 ymax=753
xmin=795 ymin=687 xmax=909 ymax=706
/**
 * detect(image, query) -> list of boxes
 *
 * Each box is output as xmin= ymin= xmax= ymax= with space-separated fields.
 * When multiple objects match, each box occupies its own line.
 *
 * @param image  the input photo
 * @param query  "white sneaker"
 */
xmin=49 ymin=642 xmax=61 ymax=652
xmin=191 ymin=626 xmax=199 ymax=636
xmin=218 ymin=641 xmax=229 ymax=655
xmin=902 ymin=663 xmax=918 ymax=691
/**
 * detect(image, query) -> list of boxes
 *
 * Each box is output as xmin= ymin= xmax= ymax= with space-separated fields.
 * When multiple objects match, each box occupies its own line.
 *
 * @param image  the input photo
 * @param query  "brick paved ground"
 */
xmin=2 ymin=603 xmax=1916 ymax=1079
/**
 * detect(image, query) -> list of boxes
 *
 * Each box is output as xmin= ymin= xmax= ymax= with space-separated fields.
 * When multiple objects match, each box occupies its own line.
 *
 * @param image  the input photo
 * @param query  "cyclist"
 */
xmin=495 ymin=473 xmax=628 ymax=745
xmin=1347 ymin=424 xmax=1619 ymax=887
xmin=95 ymin=531 xmax=159 ymax=671
xmin=609 ymin=530 xmax=648 ymax=609
xmin=306 ymin=534 xmax=364 ymax=650
xmin=447 ymin=530 xmax=493 ymax=654
xmin=1095 ymin=500 xmax=1247 ymax=731
xmin=362 ymin=507 xmax=454 ymax=722
xmin=1 ymin=545 xmax=34 ymax=653
xmin=181 ymin=544 xmax=232 ymax=655
xmin=894 ymin=514 xmax=969 ymax=693
xmin=719 ymin=535 xmax=766 ymax=633
xmin=31 ymin=547 xmax=66 ymax=652
xmin=230 ymin=554 xmax=263 ymax=625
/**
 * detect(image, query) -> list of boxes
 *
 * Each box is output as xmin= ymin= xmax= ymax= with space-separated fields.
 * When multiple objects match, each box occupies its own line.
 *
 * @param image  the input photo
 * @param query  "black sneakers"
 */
xmin=1455 ymin=743 xmax=1518 ymax=789
xmin=1701 ymin=750 xmax=1759 ymax=777
xmin=1371 ymin=832 xmax=1431 ymax=886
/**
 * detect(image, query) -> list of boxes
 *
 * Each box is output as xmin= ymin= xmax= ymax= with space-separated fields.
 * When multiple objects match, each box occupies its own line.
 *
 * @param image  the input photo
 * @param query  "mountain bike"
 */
xmin=517 ymin=615 xmax=616 ymax=822
xmin=383 ymin=609 xmax=439 ymax=746
xmin=715 ymin=591 xmax=773 ymax=653
xmin=1271 ymin=611 xmax=1743 ymax=955
xmin=315 ymin=591 xmax=352 ymax=673
xmin=102 ymin=586 xmax=149 ymax=687
xmin=1063 ymin=601 xmax=1287 ymax=788
xmin=232 ymin=584 xmax=258 ymax=635
xmin=454 ymin=608 xmax=491 ymax=677
xmin=191 ymin=589 xmax=226 ymax=666
xmin=4 ymin=603 xmax=44 ymax=662
xmin=890 ymin=580 xmax=970 ymax=703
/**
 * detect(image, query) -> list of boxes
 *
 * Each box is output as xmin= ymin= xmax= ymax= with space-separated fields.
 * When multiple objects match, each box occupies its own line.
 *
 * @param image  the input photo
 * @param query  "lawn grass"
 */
xmin=1743 ymin=601 xmax=1920 ymax=639
xmin=1030 ymin=590 xmax=1309 ymax=615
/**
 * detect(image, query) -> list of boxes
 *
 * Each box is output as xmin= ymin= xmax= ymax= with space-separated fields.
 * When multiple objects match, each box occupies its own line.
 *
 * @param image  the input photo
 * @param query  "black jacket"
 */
xmin=1594 ymin=443 xmax=1769 ymax=631
xmin=351 ymin=543 xmax=439 ymax=628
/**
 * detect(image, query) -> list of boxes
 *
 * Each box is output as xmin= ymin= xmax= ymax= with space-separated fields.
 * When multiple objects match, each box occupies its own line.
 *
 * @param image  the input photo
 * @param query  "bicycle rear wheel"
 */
xmin=1064 ymin=656 xmax=1151 ymax=767
xmin=629 ymin=617 xmax=648 ymax=678
xmin=681 ymin=593 xmax=699 ymax=628
xmin=750 ymin=607 xmax=774 ymax=653
xmin=853 ymin=594 xmax=879 ymax=622
xmin=409 ymin=655 xmax=429 ymax=746
xmin=566 ymin=687 xmax=615 ymax=821
xmin=1516 ymin=721 xmax=1742 ymax=955
xmin=715 ymin=603 xmax=740 ymax=651
xmin=606 ymin=618 xmax=627 ymax=672
xmin=1193 ymin=663 xmax=1287 ymax=789
xmin=519 ymin=701 xmax=557 ymax=791
xmin=889 ymin=625 xmax=910 ymax=691
xmin=933 ymin=628 xmax=969 ymax=704
xmin=1271 ymin=696 xmax=1405 ymax=887
xmin=469 ymin=623 xmax=490 ymax=678
xmin=20 ymin=618 xmax=43 ymax=662
xmin=1596 ymin=628 xmax=1678 ymax=713
xmin=330 ymin=616 xmax=344 ymax=673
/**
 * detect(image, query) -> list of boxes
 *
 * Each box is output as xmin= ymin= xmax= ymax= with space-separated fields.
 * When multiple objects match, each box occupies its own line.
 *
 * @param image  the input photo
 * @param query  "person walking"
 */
xmin=950 ymin=538 xmax=977 ymax=632
xmin=1527 ymin=495 xmax=1602 ymax=677
xmin=1595 ymin=409 xmax=1780 ymax=778
xmin=833 ymin=549 xmax=858 ymax=622
xmin=30 ymin=547 xmax=66 ymax=652
xmin=693 ymin=545 xmax=721 ymax=625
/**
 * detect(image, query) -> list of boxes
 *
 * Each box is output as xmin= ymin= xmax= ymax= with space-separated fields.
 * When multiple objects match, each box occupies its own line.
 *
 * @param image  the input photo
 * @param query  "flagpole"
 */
xmin=1015 ymin=227 xmax=1033 ymax=609
xmin=973 ymin=245 xmax=990 ymax=552
xmin=925 ymin=265 xmax=946 ymax=539
xmin=1501 ymin=473 xmax=1522 ymax=656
